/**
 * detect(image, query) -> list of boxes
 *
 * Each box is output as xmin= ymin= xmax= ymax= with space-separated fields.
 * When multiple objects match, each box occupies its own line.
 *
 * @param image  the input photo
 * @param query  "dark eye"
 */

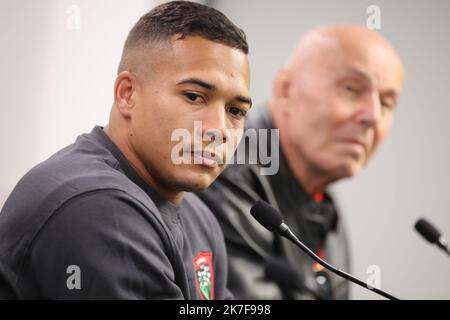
xmin=341 ymin=83 xmax=368 ymax=102
xmin=381 ymin=99 xmax=395 ymax=111
xmin=184 ymin=92 xmax=205 ymax=104
xmin=227 ymin=106 xmax=246 ymax=119
xmin=344 ymin=84 xmax=358 ymax=93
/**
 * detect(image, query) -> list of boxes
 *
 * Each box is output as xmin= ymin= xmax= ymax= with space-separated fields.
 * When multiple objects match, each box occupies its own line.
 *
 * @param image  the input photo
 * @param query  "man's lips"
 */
xmin=339 ymin=138 xmax=368 ymax=153
xmin=192 ymin=150 xmax=223 ymax=168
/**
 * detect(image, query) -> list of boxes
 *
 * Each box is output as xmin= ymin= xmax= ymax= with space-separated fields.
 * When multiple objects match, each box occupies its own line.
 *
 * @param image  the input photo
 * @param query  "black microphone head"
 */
xmin=250 ymin=200 xmax=283 ymax=232
xmin=415 ymin=218 xmax=441 ymax=244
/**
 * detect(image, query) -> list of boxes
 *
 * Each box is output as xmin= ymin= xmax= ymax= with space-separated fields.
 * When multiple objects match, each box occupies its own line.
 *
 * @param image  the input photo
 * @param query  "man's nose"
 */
xmin=201 ymin=106 xmax=229 ymax=144
xmin=355 ymin=93 xmax=382 ymax=126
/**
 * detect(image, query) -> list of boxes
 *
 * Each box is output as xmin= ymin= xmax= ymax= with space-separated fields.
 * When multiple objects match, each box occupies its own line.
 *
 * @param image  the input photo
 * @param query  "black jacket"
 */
xmin=198 ymin=106 xmax=351 ymax=299
xmin=0 ymin=126 xmax=231 ymax=299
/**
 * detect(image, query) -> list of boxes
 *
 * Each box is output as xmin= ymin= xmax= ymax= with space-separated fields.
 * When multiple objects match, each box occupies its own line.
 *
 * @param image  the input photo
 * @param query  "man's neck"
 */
xmin=103 ymin=124 xmax=184 ymax=205
xmin=269 ymin=104 xmax=334 ymax=196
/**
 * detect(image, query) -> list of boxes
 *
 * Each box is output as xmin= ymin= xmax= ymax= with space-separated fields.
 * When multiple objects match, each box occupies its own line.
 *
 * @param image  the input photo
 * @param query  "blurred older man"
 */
xmin=198 ymin=25 xmax=404 ymax=299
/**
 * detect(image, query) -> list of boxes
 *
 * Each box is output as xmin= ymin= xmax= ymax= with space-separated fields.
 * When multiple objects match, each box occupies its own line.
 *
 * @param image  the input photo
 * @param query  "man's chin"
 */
xmin=335 ymin=161 xmax=365 ymax=178
xmin=175 ymin=172 xmax=218 ymax=192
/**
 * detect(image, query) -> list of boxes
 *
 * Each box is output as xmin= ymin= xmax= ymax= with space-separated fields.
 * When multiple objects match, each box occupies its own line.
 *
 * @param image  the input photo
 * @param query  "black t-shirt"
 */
xmin=0 ymin=126 xmax=231 ymax=299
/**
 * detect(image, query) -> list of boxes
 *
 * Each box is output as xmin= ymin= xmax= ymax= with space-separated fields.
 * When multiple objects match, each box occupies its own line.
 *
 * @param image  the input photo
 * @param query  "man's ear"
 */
xmin=114 ymin=71 xmax=137 ymax=119
xmin=272 ymin=69 xmax=293 ymax=116
xmin=273 ymin=69 xmax=292 ymax=102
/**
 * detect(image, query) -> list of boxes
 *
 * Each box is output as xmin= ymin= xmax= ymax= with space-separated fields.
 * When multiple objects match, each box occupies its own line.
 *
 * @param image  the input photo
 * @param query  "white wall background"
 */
xmin=1 ymin=0 xmax=449 ymax=299
xmin=0 ymin=0 xmax=156 ymax=206
xmin=210 ymin=0 xmax=450 ymax=299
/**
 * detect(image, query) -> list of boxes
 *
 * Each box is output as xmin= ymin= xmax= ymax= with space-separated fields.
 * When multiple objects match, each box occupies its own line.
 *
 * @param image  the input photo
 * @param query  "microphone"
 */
xmin=414 ymin=218 xmax=449 ymax=256
xmin=250 ymin=200 xmax=399 ymax=300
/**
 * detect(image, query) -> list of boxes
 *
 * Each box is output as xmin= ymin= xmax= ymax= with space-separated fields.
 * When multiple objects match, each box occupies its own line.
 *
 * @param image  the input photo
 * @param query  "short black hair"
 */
xmin=118 ymin=1 xmax=248 ymax=73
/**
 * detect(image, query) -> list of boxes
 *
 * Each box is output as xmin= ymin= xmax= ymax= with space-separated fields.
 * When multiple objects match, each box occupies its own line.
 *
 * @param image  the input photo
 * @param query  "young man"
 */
xmin=0 ymin=1 xmax=251 ymax=299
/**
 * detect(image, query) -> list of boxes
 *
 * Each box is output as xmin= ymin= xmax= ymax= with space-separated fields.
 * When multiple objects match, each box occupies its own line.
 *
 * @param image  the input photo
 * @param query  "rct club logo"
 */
xmin=193 ymin=252 xmax=214 ymax=300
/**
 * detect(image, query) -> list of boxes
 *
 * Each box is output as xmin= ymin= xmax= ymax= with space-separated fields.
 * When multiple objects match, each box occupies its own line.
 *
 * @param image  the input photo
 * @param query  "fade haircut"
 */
xmin=118 ymin=1 xmax=248 ymax=75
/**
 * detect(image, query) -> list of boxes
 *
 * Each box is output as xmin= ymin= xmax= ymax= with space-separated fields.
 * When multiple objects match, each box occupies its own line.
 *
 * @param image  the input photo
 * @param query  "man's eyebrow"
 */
xmin=382 ymin=89 xmax=399 ymax=103
xmin=347 ymin=68 xmax=400 ymax=100
xmin=236 ymin=95 xmax=252 ymax=108
xmin=346 ymin=68 xmax=373 ymax=83
xmin=177 ymin=78 xmax=216 ymax=91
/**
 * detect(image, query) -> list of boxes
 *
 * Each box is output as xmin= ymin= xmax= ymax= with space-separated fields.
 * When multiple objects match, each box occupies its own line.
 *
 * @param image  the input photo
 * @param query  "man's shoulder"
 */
xmin=1 ymin=150 xmax=159 ymax=233
xmin=198 ymin=164 xmax=267 ymax=211
xmin=39 ymin=189 xmax=166 ymax=239
xmin=0 ymin=136 xmax=162 ymax=265
xmin=2 ymin=131 xmax=147 ymax=213
xmin=14 ymin=189 xmax=181 ymax=299
xmin=216 ymin=163 xmax=262 ymax=194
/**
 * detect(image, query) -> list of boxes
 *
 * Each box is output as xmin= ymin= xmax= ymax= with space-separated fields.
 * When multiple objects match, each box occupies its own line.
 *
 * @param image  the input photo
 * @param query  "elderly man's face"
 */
xmin=283 ymin=37 xmax=404 ymax=178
